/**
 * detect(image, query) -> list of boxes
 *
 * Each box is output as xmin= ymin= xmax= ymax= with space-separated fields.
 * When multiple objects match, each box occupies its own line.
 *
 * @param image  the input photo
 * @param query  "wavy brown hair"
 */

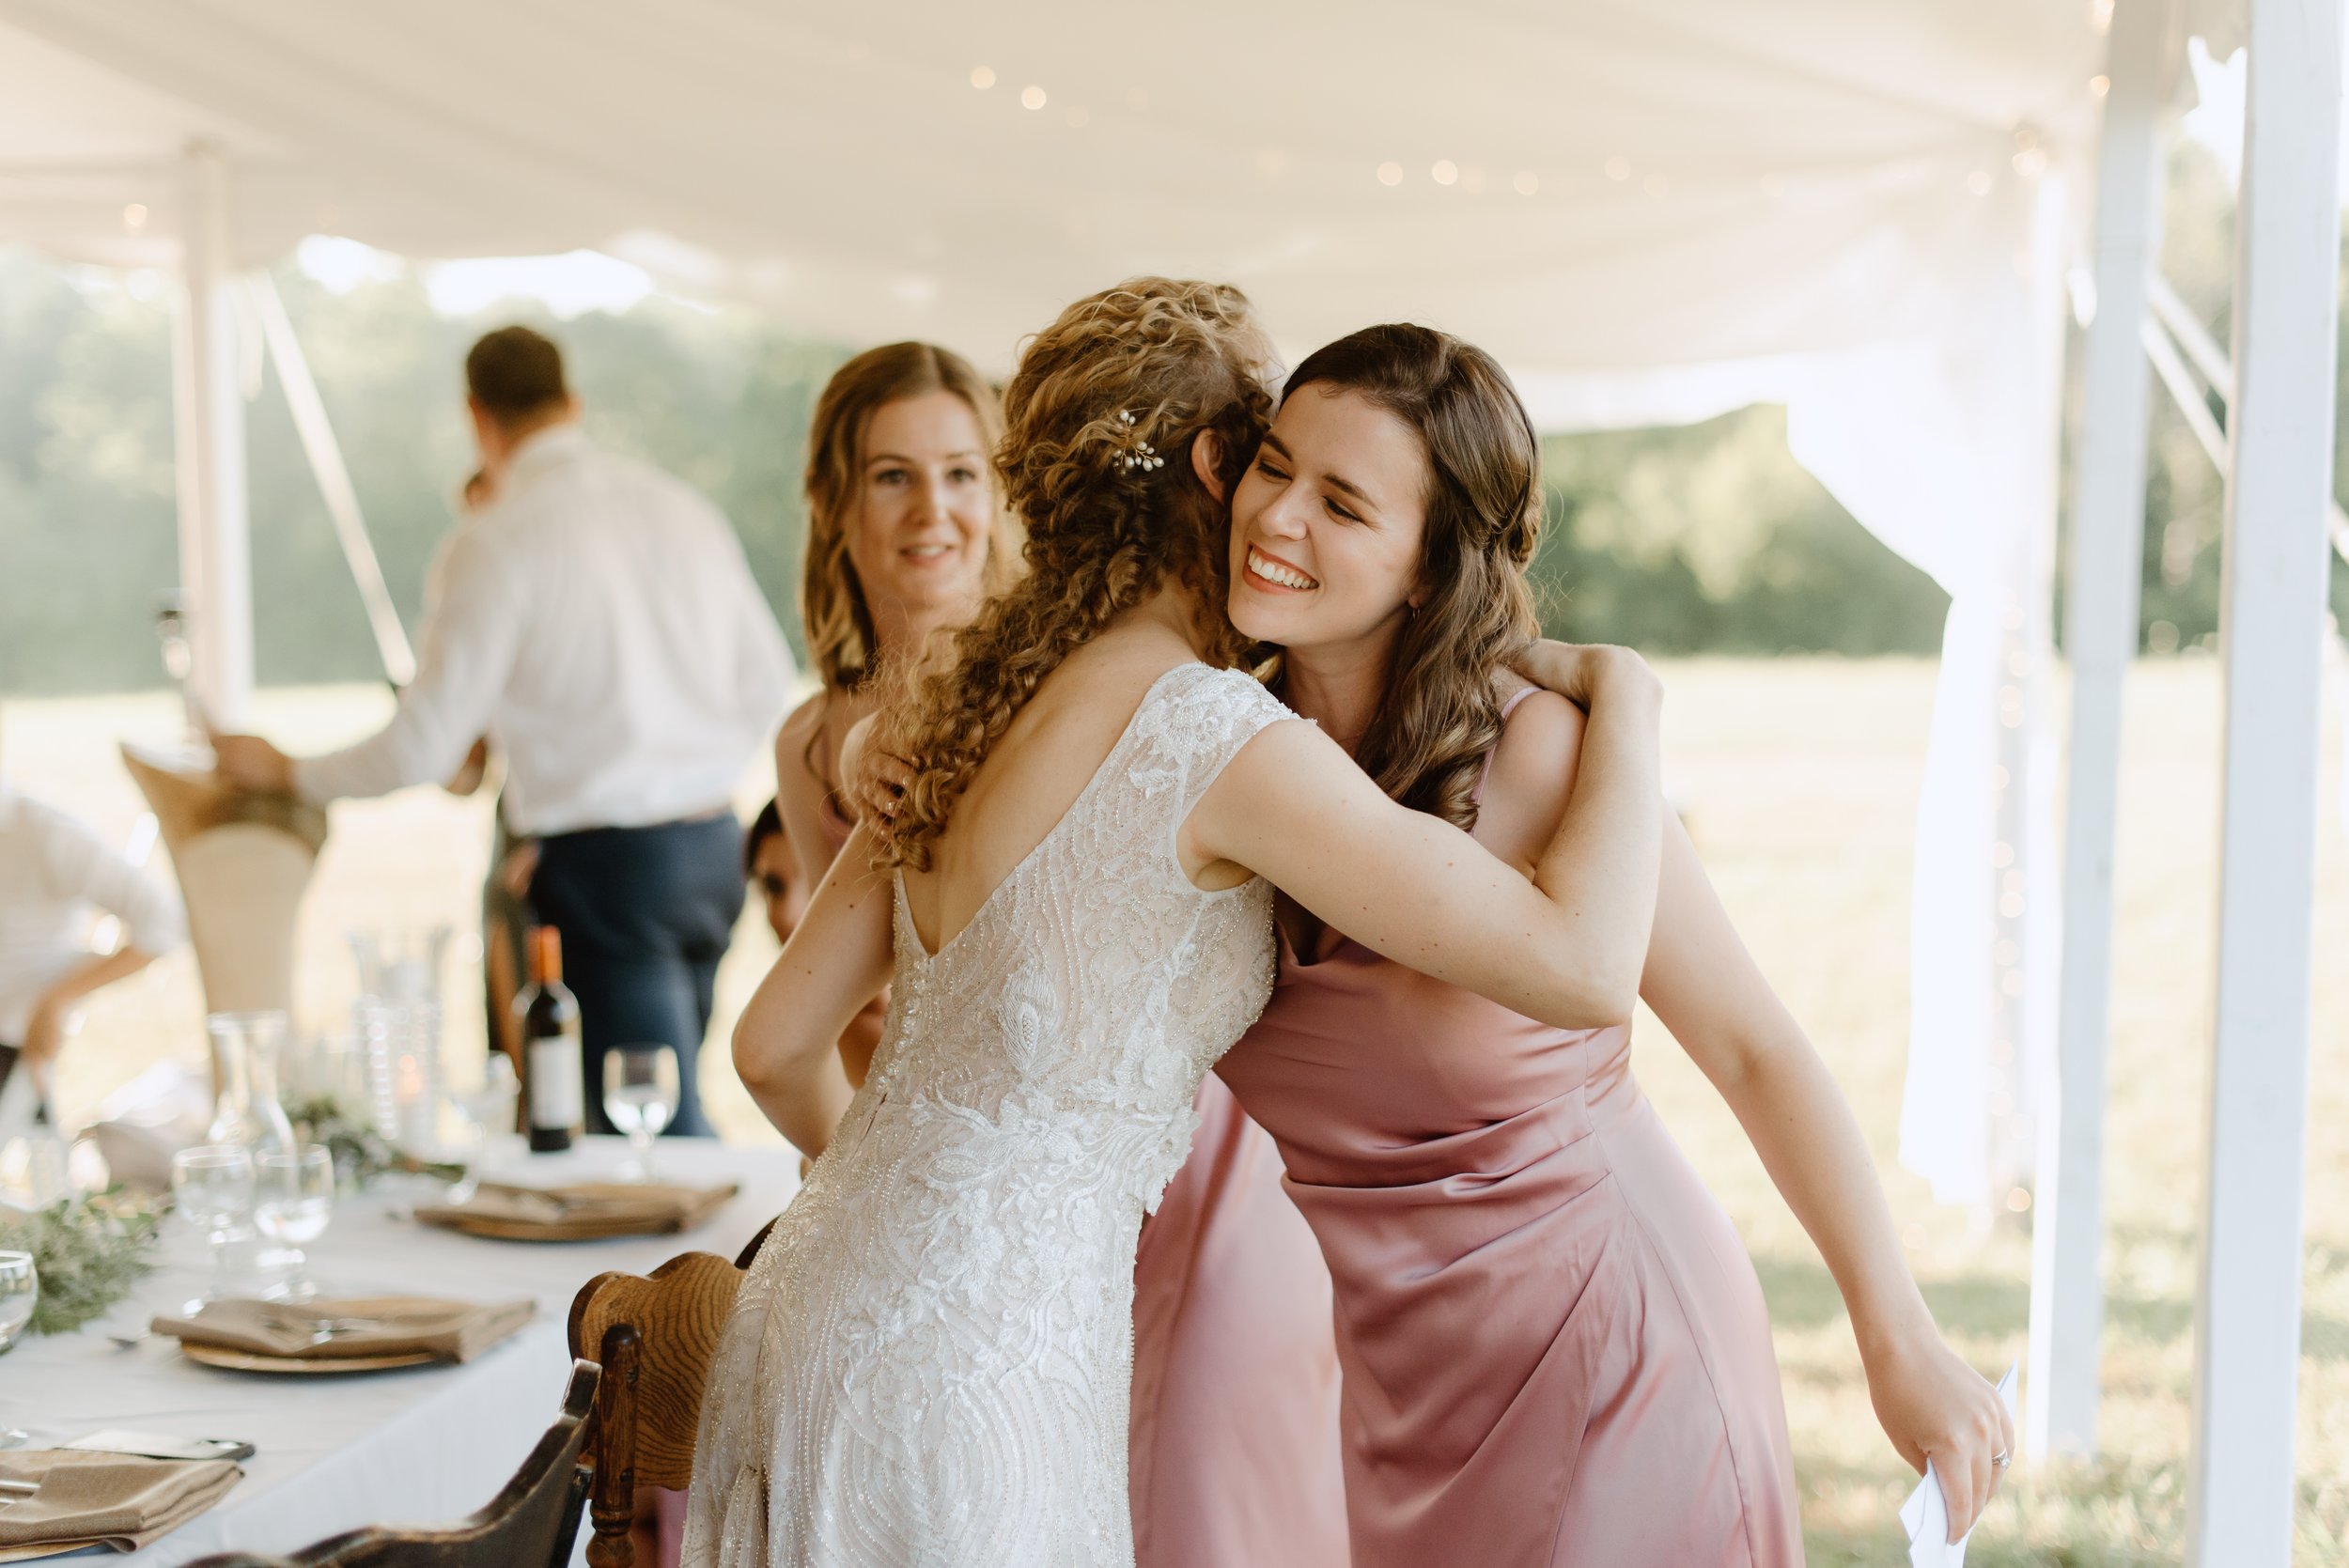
xmin=801 ymin=342 xmax=1016 ymax=692
xmin=871 ymin=278 xmax=1274 ymax=871
xmin=1269 ymin=323 xmax=1544 ymax=831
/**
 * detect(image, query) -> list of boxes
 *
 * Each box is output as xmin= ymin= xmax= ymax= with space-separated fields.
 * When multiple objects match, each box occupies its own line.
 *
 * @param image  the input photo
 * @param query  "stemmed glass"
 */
xmin=0 ymin=1252 xmax=36 ymax=1354
xmin=170 ymin=1145 xmax=256 ymax=1311
xmin=255 ymin=1145 xmax=335 ymax=1301
xmin=602 ymin=1046 xmax=679 ymax=1181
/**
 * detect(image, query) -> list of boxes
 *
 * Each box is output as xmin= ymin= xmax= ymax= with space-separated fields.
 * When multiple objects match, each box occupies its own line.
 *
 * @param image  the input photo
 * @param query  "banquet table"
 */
xmin=2 ymin=1137 xmax=798 ymax=1566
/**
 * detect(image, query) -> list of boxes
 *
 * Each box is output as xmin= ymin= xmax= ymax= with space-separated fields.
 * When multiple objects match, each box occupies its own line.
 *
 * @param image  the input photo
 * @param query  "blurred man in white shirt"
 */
xmin=214 ymin=326 xmax=794 ymax=1136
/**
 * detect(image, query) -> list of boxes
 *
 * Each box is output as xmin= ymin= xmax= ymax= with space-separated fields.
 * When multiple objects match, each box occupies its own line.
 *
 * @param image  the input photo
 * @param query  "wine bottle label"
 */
xmin=528 ymin=1037 xmax=583 ymax=1130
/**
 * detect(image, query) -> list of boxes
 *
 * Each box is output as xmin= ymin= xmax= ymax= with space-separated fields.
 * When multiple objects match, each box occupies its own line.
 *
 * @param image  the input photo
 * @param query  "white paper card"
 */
xmin=1899 ymin=1362 xmax=2018 ymax=1567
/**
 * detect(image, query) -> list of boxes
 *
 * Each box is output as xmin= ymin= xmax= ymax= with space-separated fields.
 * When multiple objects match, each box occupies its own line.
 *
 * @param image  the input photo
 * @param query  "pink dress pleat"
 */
xmin=1129 ymin=1074 xmax=1349 ymax=1568
xmin=1215 ymin=706 xmax=1804 ymax=1568
xmin=823 ymin=793 xmax=1346 ymax=1568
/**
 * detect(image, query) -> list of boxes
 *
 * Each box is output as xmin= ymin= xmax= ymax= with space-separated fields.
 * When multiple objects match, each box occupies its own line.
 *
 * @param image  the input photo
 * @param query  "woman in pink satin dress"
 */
xmin=1212 ymin=324 xmax=2015 ymax=1563
xmin=768 ymin=342 xmax=1346 ymax=1568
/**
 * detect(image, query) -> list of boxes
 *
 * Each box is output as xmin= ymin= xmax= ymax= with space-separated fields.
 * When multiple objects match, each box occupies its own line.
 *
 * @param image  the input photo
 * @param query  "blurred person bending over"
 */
xmin=214 ymin=326 xmax=794 ymax=1137
xmin=0 ymin=767 xmax=184 ymax=1116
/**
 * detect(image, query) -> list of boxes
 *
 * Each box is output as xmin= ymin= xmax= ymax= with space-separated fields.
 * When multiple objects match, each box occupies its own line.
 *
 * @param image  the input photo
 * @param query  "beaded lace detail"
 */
xmin=683 ymin=663 xmax=1290 ymax=1568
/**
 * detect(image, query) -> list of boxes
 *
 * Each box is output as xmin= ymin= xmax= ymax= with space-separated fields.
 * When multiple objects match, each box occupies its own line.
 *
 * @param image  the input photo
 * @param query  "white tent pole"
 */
xmin=2141 ymin=303 xmax=2349 ymax=566
xmin=2027 ymin=0 xmax=2176 ymax=1464
xmin=245 ymin=273 xmax=417 ymax=687
xmin=2186 ymin=0 xmax=2343 ymax=1557
xmin=169 ymin=138 xmax=253 ymax=730
xmin=2142 ymin=317 xmax=2230 ymax=470
xmin=2147 ymin=273 xmax=2236 ymax=400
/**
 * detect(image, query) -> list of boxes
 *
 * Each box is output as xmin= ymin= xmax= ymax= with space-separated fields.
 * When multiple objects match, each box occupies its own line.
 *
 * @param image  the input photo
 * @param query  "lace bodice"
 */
xmin=685 ymin=663 xmax=1292 ymax=1568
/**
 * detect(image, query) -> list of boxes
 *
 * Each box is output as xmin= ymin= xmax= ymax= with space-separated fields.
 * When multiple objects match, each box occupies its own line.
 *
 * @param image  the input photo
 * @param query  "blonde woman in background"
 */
xmin=770 ymin=343 xmax=1017 ymax=1085
xmin=759 ymin=339 xmax=1346 ymax=1568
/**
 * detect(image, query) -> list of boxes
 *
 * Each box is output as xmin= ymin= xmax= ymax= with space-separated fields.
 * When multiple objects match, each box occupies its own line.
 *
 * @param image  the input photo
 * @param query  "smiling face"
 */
xmin=1227 ymin=384 xmax=1430 ymax=658
xmin=846 ymin=390 xmax=996 ymax=645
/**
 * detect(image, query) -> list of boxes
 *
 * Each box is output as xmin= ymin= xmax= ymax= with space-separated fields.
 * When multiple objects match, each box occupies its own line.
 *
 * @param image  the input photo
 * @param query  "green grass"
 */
xmin=11 ymin=655 xmax=2346 ymax=1561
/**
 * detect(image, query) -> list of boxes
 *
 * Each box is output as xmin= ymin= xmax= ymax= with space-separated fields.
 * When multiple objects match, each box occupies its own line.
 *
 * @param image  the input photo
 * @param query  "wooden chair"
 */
xmin=186 ymin=1360 xmax=599 ymax=1568
xmin=566 ymin=1250 xmax=750 ymax=1568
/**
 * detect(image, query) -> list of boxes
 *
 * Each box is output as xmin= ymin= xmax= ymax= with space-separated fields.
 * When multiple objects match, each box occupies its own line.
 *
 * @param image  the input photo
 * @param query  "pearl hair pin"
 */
xmin=1116 ymin=410 xmax=1165 ymax=473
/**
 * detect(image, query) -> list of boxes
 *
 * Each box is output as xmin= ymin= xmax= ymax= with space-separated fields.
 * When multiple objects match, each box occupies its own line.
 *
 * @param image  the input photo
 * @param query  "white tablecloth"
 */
xmin=3 ymin=1137 xmax=797 ymax=1566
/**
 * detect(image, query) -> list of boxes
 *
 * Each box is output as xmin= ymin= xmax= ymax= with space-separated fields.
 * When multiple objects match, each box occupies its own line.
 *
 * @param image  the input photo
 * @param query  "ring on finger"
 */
xmin=1991 ymin=1450 xmax=2011 ymax=1468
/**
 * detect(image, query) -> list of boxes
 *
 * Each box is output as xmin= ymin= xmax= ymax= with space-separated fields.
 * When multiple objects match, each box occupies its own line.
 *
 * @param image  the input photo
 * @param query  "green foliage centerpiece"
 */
xmin=285 ymin=1094 xmax=467 ymax=1189
xmin=0 ymin=1188 xmax=163 ymax=1336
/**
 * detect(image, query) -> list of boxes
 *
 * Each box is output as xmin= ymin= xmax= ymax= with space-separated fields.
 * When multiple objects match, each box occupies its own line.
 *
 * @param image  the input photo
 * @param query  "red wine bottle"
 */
xmin=515 ymin=927 xmax=583 ymax=1154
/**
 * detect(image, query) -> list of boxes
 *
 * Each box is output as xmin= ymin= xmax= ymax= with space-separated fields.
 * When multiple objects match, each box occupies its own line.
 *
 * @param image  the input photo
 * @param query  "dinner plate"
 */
xmin=179 ymin=1343 xmax=438 ymax=1374
xmin=422 ymin=1211 xmax=671 ymax=1241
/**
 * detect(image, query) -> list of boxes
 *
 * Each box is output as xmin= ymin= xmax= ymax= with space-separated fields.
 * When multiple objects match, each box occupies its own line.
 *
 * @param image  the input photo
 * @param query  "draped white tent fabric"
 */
xmin=4 ymin=4 xmax=2340 ymax=1557
xmin=0 ymin=0 xmax=2106 ymax=1215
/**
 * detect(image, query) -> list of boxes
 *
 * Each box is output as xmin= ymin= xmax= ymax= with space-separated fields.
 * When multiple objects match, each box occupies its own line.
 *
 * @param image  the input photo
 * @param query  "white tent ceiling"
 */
xmin=0 ymin=0 xmax=2105 ymax=376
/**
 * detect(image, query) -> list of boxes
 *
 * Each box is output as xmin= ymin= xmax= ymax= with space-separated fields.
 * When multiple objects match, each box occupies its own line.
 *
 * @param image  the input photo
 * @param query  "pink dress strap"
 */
xmin=1471 ymin=682 xmax=1543 ymax=802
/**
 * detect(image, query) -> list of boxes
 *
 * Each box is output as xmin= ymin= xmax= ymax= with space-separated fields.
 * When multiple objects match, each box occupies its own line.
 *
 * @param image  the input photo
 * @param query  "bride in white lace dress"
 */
xmin=683 ymin=280 xmax=1668 ymax=1568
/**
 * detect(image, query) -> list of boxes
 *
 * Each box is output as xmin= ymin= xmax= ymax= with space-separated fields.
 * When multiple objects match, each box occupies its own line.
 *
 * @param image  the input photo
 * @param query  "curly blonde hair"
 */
xmin=870 ymin=278 xmax=1274 ymax=871
xmin=800 ymin=342 xmax=1017 ymax=692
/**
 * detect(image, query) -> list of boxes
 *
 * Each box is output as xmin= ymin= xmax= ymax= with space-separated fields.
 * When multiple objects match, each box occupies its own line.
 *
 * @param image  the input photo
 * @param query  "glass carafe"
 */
xmin=204 ymin=1010 xmax=299 ymax=1157
xmin=350 ymin=925 xmax=450 ymax=1149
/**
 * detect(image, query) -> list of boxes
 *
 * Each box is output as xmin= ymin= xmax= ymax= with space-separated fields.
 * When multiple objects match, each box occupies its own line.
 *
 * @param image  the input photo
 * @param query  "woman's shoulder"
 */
xmin=778 ymin=689 xmax=829 ymax=746
xmin=1476 ymin=682 xmax=1588 ymax=838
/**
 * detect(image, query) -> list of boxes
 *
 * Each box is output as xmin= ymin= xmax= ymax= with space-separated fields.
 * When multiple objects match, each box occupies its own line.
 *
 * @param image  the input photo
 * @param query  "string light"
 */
xmin=1020 ymin=85 xmax=1047 ymax=111
xmin=1431 ymin=159 xmax=1458 ymax=186
xmin=2090 ymin=74 xmax=2110 ymax=97
xmin=1604 ymin=155 xmax=1631 ymax=181
xmin=970 ymin=65 xmax=995 ymax=89
xmin=1512 ymin=170 xmax=1539 ymax=195
xmin=1376 ymin=161 xmax=1404 ymax=187
xmin=121 ymin=204 xmax=148 ymax=233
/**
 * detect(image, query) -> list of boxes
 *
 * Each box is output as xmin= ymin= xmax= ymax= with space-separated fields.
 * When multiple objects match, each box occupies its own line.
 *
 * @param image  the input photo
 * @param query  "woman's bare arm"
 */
xmin=1186 ymin=648 xmax=1664 ymax=1029
xmin=1641 ymin=815 xmax=2013 ymax=1536
xmin=774 ymin=695 xmax=843 ymax=893
xmin=730 ymin=823 xmax=892 ymax=1158
xmin=773 ymin=697 xmax=889 ymax=1090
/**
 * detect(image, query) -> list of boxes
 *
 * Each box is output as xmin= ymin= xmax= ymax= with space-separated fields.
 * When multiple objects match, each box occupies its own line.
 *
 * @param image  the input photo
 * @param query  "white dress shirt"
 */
xmin=296 ymin=425 xmax=795 ymax=836
xmin=0 ymin=787 xmax=186 ymax=1042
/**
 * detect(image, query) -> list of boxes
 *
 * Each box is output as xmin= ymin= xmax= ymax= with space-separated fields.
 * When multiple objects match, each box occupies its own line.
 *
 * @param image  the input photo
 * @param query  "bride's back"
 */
xmin=897 ymin=612 xmax=1216 ymax=957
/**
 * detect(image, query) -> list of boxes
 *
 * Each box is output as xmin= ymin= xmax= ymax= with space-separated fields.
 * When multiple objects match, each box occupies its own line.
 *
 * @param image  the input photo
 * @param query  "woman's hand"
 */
xmin=1863 ymin=1328 xmax=2014 ymax=1541
xmin=1508 ymin=640 xmax=1660 ymax=714
xmin=843 ymin=716 xmax=913 ymax=826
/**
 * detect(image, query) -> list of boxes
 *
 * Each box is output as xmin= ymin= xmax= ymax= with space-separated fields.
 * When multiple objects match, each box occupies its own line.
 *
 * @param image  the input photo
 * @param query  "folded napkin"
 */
xmin=414 ymin=1180 xmax=738 ymax=1239
xmin=0 ymin=1450 xmax=241 ymax=1559
xmin=148 ymin=1295 xmax=535 ymax=1363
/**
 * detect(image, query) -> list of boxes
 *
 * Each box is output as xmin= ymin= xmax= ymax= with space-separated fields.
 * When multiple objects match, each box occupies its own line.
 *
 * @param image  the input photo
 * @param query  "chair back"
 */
xmin=567 ymin=1251 xmax=746 ymax=1568
xmin=121 ymin=745 xmax=327 ymax=1016
xmin=185 ymin=1359 xmax=598 ymax=1568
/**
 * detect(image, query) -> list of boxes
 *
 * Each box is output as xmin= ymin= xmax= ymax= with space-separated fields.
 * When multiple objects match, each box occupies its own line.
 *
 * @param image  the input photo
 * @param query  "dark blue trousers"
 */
xmin=527 ymin=814 xmax=744 ymax=1138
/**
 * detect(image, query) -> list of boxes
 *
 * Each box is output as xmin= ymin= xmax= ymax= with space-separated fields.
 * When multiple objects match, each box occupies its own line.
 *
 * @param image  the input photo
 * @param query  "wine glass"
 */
xmin=255 ymin=1145 xmax=335 ymax=1301
xmin=170 ymin=1145 xmax=256 ymax=1311
xmin=602 ymin=1046 xmax=679 ymax=1180
xmin=0 ymin=1252 xmax=36 ymax=1354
